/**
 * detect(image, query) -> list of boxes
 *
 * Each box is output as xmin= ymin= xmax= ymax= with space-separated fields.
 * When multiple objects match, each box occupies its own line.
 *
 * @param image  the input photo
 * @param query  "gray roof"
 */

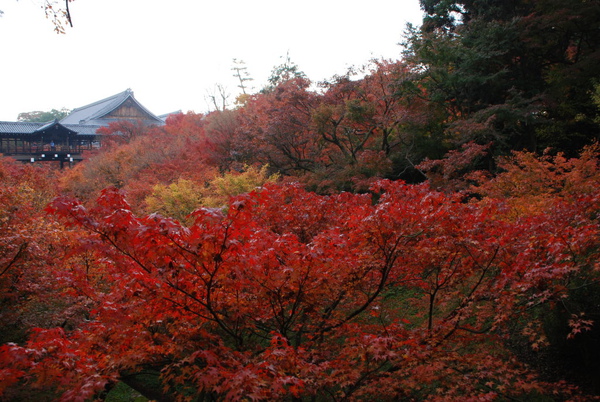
xmin=1 ymin=89 xmax=163 ymax=138
xmin=62 ymin=124 xmax=103 ymax=135
xmin=60 ymin=88 xmax=163 ymax=126
xmin=158 ymin=110 xmax=183 ymax=121
xmin=0 ymin=120 xmax=101 ymax=137
xmin=36 ymin=120 xmax=77 ymax=135
xmin=0 ymin=121 xmax=43 ymax=134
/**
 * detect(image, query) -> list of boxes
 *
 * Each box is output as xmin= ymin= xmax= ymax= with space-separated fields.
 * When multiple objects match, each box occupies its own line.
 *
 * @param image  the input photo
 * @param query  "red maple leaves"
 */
xmin=2 ymin=163 xmax=597 ymax=400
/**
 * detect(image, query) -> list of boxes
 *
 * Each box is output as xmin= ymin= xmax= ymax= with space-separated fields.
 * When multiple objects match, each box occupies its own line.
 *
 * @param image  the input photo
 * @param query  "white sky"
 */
xmin=0 ymin=0 xmax=423 ymax=121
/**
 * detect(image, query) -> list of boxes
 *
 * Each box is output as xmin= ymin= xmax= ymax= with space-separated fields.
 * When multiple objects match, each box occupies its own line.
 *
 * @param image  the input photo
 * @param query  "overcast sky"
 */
xmin=0 ymin=0 xmax=423 ymax=121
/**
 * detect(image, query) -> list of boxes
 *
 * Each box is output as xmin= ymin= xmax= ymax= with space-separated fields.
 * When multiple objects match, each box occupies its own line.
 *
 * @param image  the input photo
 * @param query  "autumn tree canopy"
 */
xmin=1 ymin=1 xmax=600 ymax=400
xmin=2 ymin=149 xmax=600 ymax=399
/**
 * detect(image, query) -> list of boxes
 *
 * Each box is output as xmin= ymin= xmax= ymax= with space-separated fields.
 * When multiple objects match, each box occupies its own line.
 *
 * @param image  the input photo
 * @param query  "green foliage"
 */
xmin=17 ymin=108 xmax=70 ymax=122
xmin=105 ymin=382 xmax=148 ymax=402
xmin=407 ymin=0 xmax=600 ymax=155
xmin=264 ymin=52 xmax=307 ymax=92
xmin=592 ymin=82 xmax=600 ymax=125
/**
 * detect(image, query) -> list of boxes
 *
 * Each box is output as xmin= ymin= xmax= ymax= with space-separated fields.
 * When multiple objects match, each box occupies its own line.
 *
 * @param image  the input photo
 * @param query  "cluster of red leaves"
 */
xmin=0 ymin=159 xmax=75 ymax=326
xmin=57 ymin=60 xmax=436 ymax=209
xmin=1 ymin=168 xmax=598 ymax=399
xmin=59 ymin=112 xmax=218 ymax=212
xmin=228 ymin=60 xmax=432 ymax=192
xmin=0 ymin=159 xmax=100 ymax=399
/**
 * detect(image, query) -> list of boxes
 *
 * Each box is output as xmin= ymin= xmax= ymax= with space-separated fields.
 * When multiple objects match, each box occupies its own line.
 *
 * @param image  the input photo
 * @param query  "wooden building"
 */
xmin=0 ymin=89 xmax=165 ymax=163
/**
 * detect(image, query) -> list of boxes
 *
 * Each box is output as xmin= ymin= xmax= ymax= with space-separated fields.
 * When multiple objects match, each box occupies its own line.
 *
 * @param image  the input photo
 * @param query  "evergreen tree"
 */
xmin=17 ymin=108 xmax=70 ymax=123
xmin=405 ymin=0 xmax=600 ymax=155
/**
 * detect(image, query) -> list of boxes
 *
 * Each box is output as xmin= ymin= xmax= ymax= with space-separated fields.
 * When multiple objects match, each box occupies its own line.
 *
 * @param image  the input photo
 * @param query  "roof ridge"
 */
xmin=34 ymin=120 xmax=78 ymax=135
xmin=84 ymin=90 xmax=134 ymax=122
xmin=67 ymin=89 xmax=132 ymax=114
xmin=59 ymin=89 xmax=164 ymax=126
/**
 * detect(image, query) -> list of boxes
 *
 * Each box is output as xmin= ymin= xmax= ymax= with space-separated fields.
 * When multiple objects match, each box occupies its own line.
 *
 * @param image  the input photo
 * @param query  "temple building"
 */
xmin=0 ymin=89 xmax=166 ymax=163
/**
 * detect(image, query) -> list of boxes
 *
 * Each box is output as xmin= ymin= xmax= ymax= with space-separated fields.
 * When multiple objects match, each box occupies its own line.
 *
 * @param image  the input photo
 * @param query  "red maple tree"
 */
xmin=1 ymin=169 xmax=597 ymax=399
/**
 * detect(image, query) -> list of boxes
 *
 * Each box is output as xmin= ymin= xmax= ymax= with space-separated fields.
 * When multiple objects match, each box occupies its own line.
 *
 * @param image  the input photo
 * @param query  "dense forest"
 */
xmin=2 ymin=0 xmax=600 ymax=400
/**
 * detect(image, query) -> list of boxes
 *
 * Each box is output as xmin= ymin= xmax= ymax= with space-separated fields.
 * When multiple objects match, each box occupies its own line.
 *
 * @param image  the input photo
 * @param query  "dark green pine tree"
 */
xmin=405 ymin=0 xmax=600 ymax=155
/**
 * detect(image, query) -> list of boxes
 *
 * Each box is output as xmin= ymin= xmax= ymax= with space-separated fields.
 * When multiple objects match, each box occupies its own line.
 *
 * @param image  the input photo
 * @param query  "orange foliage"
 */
xmin=473 ymin=144 xmax=600 ymax=217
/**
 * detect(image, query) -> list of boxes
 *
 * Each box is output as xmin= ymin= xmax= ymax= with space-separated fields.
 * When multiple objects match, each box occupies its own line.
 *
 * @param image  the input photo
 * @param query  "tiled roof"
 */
xmin=62 ymin=124 xmax=102 ymax=135
xmin=1 ymin=89 xmax=163 ymax=138
xmin=0 ymin=121 xmax=44 ymax=134
xmin=0 ymin=121 xmax=100 ymax=136
xmin=60 ymin=89 xmax=163 ymax=125
xmin=35 ymin=120 xmax=78 ymax=135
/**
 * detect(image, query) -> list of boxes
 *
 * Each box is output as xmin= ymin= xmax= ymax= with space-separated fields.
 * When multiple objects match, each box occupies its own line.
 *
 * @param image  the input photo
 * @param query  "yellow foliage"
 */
xmin=145 ymin=179 xmax=204 ymax=223
xmin=144 ymin=165 xmax=279 ymax=223
xmin=202 ymin=165 xmax=279 ymax=208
